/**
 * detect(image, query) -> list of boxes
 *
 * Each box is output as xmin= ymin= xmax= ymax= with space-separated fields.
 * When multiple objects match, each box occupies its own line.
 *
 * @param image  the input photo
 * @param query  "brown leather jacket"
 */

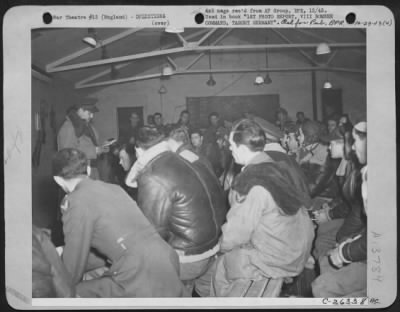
xmin=137 ymin=149 xmax=227 ymax=256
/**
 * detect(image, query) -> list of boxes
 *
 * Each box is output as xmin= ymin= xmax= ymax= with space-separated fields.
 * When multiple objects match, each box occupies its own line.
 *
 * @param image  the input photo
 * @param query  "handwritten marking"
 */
xmin=370 ymin=230 xmax=383 ymax=283
xmin=322 ymin=297 xmax=380 ymax=305
xmin=4 ymin=128 xmax=23 ymax=165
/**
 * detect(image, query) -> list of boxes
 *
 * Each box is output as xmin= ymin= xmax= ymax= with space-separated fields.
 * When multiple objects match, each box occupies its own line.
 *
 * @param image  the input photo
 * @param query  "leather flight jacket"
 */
xmin=137 ymin=151 xmax=227 ymax=256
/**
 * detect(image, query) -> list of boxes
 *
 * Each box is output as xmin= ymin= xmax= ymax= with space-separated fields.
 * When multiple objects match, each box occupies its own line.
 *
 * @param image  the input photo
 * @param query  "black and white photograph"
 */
xmin=3 ymin=5 xmax=396 ymax=309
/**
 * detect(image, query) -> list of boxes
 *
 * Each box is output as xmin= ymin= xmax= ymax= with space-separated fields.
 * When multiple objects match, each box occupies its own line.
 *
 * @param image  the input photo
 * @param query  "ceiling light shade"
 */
xmin=264 ymin=73 xmax=272 ymax=84
xmin=162 ymin=65 xmax=173 ymax=76
xmin=82 ymin=36 xmax=97 ymax=48
xmin=82 ymin=28 xmax=98 ymax=48
xmin=316 ymin=42 xmax=331 ymax=55
xmin=206 ymin=75 xmax=216 ymax=86
xmin=158 ymin=85 xmax=167 ymax=94
xmin=165 ymin=26 xmax=185 ymax=33
xmin=254 ymin=75 xmax=264 ymax=85
xmin=323 ymin=81 xmax=333 ymax=89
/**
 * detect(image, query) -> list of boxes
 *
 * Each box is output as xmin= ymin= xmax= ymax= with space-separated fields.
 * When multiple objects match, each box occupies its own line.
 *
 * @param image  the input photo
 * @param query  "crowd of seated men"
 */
xmin=33 ymin=109 xmax=367 ymax=298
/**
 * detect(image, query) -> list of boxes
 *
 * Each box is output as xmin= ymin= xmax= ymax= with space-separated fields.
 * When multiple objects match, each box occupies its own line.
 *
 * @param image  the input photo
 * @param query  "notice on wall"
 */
xmin=3 ymin=4 xmax=396 ymax=310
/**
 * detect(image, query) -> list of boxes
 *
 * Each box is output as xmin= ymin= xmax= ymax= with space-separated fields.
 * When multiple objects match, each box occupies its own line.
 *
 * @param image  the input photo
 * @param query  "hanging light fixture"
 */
xmin=254 ymin=49 xmax=264 ymax=85
xmin=264 ymin=36 xmax=272 ymax=84
xmin=323 ymin=70 xmax=332 ymax=89
xmin=82 ymin=28 xmax=98 ymax=47
xmin=158 ymin=85 xmax=167 ymax=94
xmin=165 ymin=26 xmax=185 ymax=33
xmin=316 ymin=42 xmax=331 ymax=55
xmin=254 ymin=75 xmax=264 ymax=85
xmin=162 ymin=64 xmax=173 ymax=77
xmin=206 ymin=46 xmax=216 ymax=86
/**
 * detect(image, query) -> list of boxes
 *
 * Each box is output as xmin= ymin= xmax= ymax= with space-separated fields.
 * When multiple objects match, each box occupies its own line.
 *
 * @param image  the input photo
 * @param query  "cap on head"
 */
xmin=75 ymin=98 xmax=99 ymax=113
xmin=354 ymin=121 xmax=367 ymax=133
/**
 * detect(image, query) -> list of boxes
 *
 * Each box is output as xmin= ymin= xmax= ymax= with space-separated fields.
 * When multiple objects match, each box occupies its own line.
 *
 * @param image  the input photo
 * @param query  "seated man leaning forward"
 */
xmin=52 ymin=148 xmax=186 ymax=297
xmin=213 ymin=119 xmax=315 ymax=297
xmin=126 ymin=126 xmax=227 ymax=297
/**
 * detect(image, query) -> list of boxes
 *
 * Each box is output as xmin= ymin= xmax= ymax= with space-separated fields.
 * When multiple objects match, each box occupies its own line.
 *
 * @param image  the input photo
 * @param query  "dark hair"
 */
xmin=153 ymin=112 xmax=162 ymax=118
xmin=296 ymin=111 xmax=304 ymax=117
xmin=343 ymin=130 xmax=355 ymax=160
xmin=136 ymin=126 xmax=165 ymax=150
xmin=326 ymin=113 xmax=340 ymax=123
xmin=231 ymin=119 xmax=266 ymax=152
xmin=52 ymin=148 xmax=88 ymax=179
xmin=190 ymin=128 xmax=203 ymax=137
xmin=169 ymin=125 xmax=190 ymax=144
xmin=301 ymin=120 xmax=321 ymax=145
xmin=208 ymin=112 xmax=219 ymax=120
xmin=180 ymin=110 xmax=189 ymax=117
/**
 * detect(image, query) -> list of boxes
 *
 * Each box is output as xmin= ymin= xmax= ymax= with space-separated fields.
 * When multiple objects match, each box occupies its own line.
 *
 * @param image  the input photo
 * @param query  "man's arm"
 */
xmin=220 ymin=186 xmax=267 ymax=252
xmin=61 ymin=197 xmax=95 ymax=285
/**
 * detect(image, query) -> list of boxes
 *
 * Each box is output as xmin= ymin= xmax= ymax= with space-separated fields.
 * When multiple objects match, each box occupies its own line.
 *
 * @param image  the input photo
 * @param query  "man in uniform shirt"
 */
xmin=52 ymin=148 xmax=187 ymax=297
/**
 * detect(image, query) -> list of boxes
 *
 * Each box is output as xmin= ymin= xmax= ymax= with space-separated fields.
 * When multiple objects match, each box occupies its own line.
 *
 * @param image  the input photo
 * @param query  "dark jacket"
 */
xmin=61 ymin=178 xmax=185 ymax=297
xmin=137 ymin=150 xmax=227 ymax=256
xmin=33 ymin=226 xmax=74 ymax=298
xmin=197 ymin=142 xmax=223 ymax=177
xmin=335 ymin=163 xmax=367 ymax=262
xmin=328 ymin=159 xmax=362 ymax=220
xmin=301 ymin=153 xmax=341 ymax=199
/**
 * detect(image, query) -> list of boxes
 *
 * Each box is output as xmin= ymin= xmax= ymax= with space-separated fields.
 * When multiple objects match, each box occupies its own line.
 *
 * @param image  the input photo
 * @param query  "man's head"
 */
xmin=352 ymin=121 xmax=367 ymax=165
xmin=147 ymin=114 xmax=154 ymax=125
xmin=130 ymin=112 xmax=140 ymax=128
xmin=190 ymin=129 xmax=203 ymax=148
xmin=118 ymin=143 xmax=136 ymax=171
xmin=179 ymin=110 xmax=190 ymax=125
xmin=339 ymin=114 xmax=350 ymax=126
xmin=208 ymin=112 xmax=220 ymax=127
xmin=327 ymin=115 xmax=339 ymax=134
xmin=301 ymin=120 xmax=321 ymax=146
xmin=136 ymin=126 xmax=165 ymax=157
xmin=329 ymin=139 xmax=344 ymax=159
xmin=52 ymin=148 xmax=89 ymax=193
xmin=153 ymin=112 xmax=163 ymax=126
xmin=296 ymin=112 xmax=305 ymax=123
xmin=168 ymin=126 xmax=190 ymax=152
xmin=72 ymin=98 xmax=99 ymax=122
xmin=229 ymin=119 xmax=266 ymax=165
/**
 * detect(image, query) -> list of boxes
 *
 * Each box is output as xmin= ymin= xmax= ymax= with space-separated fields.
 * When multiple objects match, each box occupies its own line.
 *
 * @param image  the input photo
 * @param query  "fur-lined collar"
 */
xmin=125 ymin=141 xmax=170 ymax=188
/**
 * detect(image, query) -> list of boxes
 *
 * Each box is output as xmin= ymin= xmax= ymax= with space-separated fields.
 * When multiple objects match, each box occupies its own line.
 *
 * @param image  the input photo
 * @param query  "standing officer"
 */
xmin=57 ymin=98 xmax=108 ymax=179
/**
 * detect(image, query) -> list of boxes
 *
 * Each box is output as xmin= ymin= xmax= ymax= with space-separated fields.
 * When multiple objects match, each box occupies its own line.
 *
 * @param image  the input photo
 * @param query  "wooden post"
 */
xmin=311 ymin=69 xmax=318 ymax=120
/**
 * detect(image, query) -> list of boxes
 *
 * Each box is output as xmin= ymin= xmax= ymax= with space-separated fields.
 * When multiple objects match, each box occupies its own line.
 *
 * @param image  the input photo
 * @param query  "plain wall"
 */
xmin=89 ymin=50 xmax=366 ymax=141
xmin=90 ymin=51 xmax=317 ymax=141
xmin=31 ymin=75 xmax=81 ymax=228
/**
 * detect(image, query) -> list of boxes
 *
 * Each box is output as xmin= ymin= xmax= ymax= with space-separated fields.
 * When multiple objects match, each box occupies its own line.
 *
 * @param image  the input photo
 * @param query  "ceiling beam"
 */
xmin=176 ymin=33 xmax=188 ymax=46
xmin=75 ymin=29 xmax=210 ymax=88
xmin=166 ymin=56 xmax=178 ymax=70
xmin=76 ymin=66 xmax=336 ymax=89
xmin=185 ymin=28 xmax=233 ymax=70
xmin=196 ymin=28 xmax=218 ymax=45
xmin=325 ymin=67 xmax=365 ymax=74
xmin=46 ymin=28 xmax=143 ymax=71
xmin=272 ymin=29 xmax=318 ymax=66
xmin=51 ymin=42 xmax=366 ymax=73
xmin=295 ymin=29 xmax=336 ymax=43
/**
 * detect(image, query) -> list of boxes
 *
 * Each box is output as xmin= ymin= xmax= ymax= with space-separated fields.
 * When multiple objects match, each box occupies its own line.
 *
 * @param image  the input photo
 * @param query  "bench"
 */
xmin=229 ymin=277 xmax=284 ymax=297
